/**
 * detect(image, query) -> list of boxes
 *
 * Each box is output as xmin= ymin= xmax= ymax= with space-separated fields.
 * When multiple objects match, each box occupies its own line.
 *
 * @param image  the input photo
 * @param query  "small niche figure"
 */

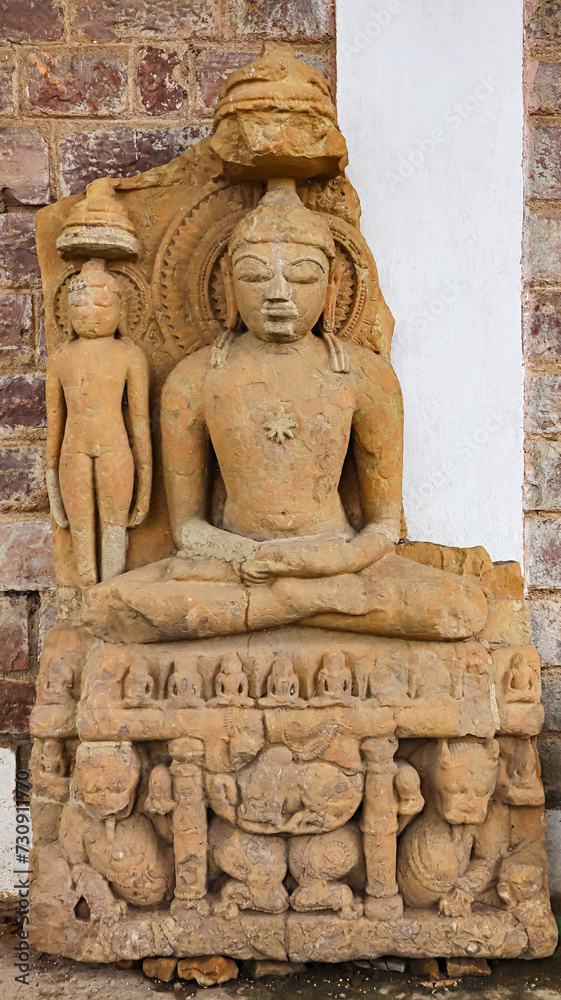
xmin=506 ymin=653 xmax=540 ymax=703
xmin=311 ymin=651 xmax=354 ymax=706
xmin=259 ymin=653 xmax=306 ymax=707
xmin=209 ymin=654 xmax=253 ymax=707
xmin=46 ymin=258 xmax=152 ymax=586
xmin=123 ymin=656 xmax=155 ymax=706
xmin=166 ymin=656 xmax=203 ymax=706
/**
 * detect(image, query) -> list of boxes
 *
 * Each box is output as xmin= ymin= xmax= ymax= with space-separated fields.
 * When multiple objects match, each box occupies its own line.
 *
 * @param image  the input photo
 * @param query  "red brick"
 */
xmin=528 ymin=126 xmax=561 ymax=199
xmin=524 ymin=207 xmax=561 ymax=283
xmin=38 ymin=590 xmax=57 ymax=656
xmin=195 ymin=49 xmax=330 ymax=111
xmin=0 ymin=50 xmax=16 ymax=114
xmin=228 ymin=0 xmax=331 ymax=39
xmin=196 ymin=50 xmax=258 ymax=109
xmin=538 ymin=735 xmax=561 ymax=807
xmin=1 ymin=0 xmax=63 ymax=42
xmin=59 ymin=123 xmax=209 ymax=195
xmin=0 ymin=375 xmax=46 ymax=433
xmin=524 ymin=291 xmax=561 ymax=359
xmin=0 ymin=680 xmax=35 ymax=734
xmin=0 ymin=295 xmax=33 ymax=359
xmin=138 ymin=46 xmax=187 ymax=115
xmin=0 ymin=521 xmax=54 ymax=590
xmin=529 ymin=62 xmax=561 ymax=113
xmin=0 ymin=214 xmax=40 ymax=284
xmin=525 ymin=440 xmax=561 ymax=511
xmin=541 ymin=670 xmax=561 ymax=729
xmin=27 ymin=48 xmax=127 ymax=116
xmin=0 ymin=446 xmax=48 ymax=512
xmin=528 ymin=1 xmax=561 ymax=40
xmin=525 ymin=518 xmax=561 ymax=589
xmin=529 ymin=599 xmax=561 ymax=665
xmin=75 ymin=0 xmax=215 ymax=39
xmin=0 ymin=595 xmax=28 ymax=671
xmin=0 ymin=126 xmax=50 ymax=206
xmin=525 ymin=373 xmax=561 ymax=437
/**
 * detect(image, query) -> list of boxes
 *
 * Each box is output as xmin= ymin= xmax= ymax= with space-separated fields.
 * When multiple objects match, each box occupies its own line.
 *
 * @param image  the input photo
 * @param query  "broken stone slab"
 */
xmin=243 ymin=959 xmax=307 ymax=978
xmin=445 ymin=957 xmax=491 ymax=977
xmin=177 ymin=956 xmax=239 ymax=985
xmin=408 ymin=958 xmax=441 ymax=978
xmin=142 ymin=957 xmax=177 ymax=981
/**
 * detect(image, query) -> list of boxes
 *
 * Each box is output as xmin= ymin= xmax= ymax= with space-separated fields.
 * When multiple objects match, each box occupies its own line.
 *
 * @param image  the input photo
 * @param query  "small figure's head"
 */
xmin=221 ymin=179 xmax=345 ymax=366
xmin=145 ymin=763 xmax=176 ymax=816
xmin=433 ymin=738 xmax=499 ymax=826
xmin=74 ymin=741 xmax=140 ymax=822
xmin=316 ymin=651 xmax=352 ymax=699
xmin=215 ymin=653 xmax=248 ymax=698
xmin=68 ymin=258 xmax=121 ymax=340
xmin=124 ymin=657 xmax=154 ymax=700
xmin=45 ymin=659 xmax=74 ymax=699
xmin=267 ymin=653 xmax=300 ymax=699
xmin=166 ymin=658 xmax=202 ymax=701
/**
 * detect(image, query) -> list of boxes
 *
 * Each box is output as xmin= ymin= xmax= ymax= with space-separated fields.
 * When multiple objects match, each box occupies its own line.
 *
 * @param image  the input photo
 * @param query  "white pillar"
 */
xmin=336 ymin=0 xmax=524 ymax=563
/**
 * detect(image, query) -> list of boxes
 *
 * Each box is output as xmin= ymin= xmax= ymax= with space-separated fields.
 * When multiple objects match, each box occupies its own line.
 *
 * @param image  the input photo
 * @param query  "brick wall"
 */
xmin=525 ymin=0 xmax=561 ymax=900
xmin=0 ymin=0 xmax=336 ymax=799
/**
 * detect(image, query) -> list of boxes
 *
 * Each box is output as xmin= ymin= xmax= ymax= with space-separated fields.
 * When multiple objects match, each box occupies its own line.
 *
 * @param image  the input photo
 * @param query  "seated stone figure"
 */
xmin=84 ymin=179 xmax=487 ymax=645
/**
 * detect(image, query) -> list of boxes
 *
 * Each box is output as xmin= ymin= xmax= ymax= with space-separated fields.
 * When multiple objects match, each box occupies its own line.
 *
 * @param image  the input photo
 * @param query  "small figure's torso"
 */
xmin=51 ymin=337 xmax=136 ymax=457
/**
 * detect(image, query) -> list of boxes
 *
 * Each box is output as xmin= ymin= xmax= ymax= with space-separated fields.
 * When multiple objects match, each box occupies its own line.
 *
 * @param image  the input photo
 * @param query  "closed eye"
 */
xmin=283 ymin=259 xmax=326 ymax=283
xmin=233 ymin=255 xmax=273 ymax=283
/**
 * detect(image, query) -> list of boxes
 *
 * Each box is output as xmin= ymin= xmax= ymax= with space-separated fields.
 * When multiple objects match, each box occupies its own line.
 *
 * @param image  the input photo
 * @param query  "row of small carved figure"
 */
xmin=123 ymin=650 xmax=356 ymax=708
xmin=118 ymin=647 xmax=538 ymax=709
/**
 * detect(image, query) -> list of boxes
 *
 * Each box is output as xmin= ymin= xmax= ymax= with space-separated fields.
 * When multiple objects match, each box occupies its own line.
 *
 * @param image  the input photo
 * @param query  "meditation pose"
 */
xmin=46 ymin=259 xmax=152 ymax=586
xmin=85 ymin=181 xmax=487 ymax=644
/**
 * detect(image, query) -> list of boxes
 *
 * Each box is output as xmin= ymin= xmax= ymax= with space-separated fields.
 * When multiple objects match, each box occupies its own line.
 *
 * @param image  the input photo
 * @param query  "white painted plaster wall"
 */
xmin=337 ymin=0 xmax=524 ymax=563
xmin=0 ymin=747 xmax=16 ymax=898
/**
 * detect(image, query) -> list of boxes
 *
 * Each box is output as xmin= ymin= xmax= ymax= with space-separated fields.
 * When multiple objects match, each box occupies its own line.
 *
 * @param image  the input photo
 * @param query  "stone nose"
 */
xmin=265 ymin=270 xmax=291 ymax=301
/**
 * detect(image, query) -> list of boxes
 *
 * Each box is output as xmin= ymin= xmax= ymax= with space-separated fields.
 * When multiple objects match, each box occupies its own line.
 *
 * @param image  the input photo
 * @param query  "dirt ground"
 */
xmin=1 ymin=930 xmax=561 ymax=1000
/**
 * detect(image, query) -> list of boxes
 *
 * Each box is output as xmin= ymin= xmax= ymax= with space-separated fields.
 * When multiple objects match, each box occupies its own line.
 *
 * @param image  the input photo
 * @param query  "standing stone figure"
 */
xmin=46 ymin=258 xmax=152 ymax=585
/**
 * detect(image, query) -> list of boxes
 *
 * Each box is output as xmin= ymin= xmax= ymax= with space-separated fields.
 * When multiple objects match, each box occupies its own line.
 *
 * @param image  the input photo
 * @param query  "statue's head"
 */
xmin=433 ymin=738 xmax=499 ymax=826
xmin=67 ymin=258 xmax=120 ymax=339
xmin=219 ymin=179 xmax=346 ymax=370
xmin=74 ymin=741 xmax=140 ymax=822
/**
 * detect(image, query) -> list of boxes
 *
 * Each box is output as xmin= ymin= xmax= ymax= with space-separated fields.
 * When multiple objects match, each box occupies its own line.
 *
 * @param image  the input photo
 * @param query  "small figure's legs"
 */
xmin=288 ymin=825 xmax=364 ymax=919
xmin=95 ymin=450 xmax=135 ymax=581
xmin=59 ymin=452 xmax=97 ymax=586
xmin=208 ymin=819 xmax=288 ymax=917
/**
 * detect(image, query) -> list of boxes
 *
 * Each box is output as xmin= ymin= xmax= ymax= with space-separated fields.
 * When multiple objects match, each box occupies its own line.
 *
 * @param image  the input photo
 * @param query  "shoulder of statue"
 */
xmin=162 ymin=345 xmax=212 ymax=400
xmin=46 ymin=340 xmax=69 ymax=368
xmin=351 ymin=343 xmax=401 ymax=392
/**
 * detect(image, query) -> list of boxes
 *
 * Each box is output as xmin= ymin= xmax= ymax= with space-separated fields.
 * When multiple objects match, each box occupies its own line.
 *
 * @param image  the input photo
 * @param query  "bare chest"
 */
xmin=203 ymin=349 xmax=356 ymax=470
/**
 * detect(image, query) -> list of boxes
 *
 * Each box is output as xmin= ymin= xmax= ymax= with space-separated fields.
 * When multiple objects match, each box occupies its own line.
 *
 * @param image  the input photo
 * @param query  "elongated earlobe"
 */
xmin=323 ymin=258 xmax=344 ymax=335
xmin=322 ymin=258 xmax=349 ymax=373
xmin=220 ymin=254 xmax=239 ymax=331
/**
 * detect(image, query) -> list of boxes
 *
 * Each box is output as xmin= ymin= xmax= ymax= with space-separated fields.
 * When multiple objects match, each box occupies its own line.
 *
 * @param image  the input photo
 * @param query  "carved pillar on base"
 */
xmin=360 ymin=735 xmax=403 ymax=921
xmin=169 ymin=736 xmax=206 ymax=906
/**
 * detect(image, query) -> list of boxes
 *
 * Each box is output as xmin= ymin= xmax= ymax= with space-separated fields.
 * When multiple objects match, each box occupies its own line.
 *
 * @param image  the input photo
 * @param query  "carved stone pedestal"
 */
xmin=30 ymin=547 xmax=557 ymax=963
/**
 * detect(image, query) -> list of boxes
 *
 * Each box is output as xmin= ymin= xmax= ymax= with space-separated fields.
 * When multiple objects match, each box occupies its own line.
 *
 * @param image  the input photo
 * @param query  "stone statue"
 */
xmin=46 ymin=258 xmax=152 ymax=586
xmin=29 ymin=43 xmax=556 ymax=971
xmin=83 ymin=179 xmax=486 ymax=646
